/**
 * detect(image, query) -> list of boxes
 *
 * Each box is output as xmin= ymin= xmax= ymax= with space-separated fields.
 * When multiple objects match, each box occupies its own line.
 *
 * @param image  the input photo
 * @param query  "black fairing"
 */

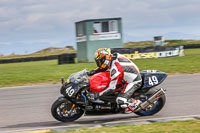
xmin=60 ymin=82 xmax=89 ymax=98
xmin=140 ymin=70 xmax=167 ymax=91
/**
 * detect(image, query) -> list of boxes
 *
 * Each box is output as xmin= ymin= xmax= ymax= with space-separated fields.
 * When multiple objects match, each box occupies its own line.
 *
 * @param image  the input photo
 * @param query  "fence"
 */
xmin=0 ymin=44 xmax=199 ymax=64
xmin=0 ymin=53 xmax=76 ymax=64
xmin=58 ymin=53 xmax=76 ymax=65
xmin=183 ymin=44 xmax=200 ymax=49
xmin=111 ymin=46 xmax=184 ymax=60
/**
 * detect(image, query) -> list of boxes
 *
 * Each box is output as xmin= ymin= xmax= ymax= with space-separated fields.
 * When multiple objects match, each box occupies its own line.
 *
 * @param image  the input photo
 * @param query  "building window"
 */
xmin=109 ymin=20 xmax=118 ymax=32
xmin=102 ymin=21 xmax=109 ymax=32
xmin=77 ymin=22 xmax=85 ymax=37
xmin=93 ymin=22 xmax=101 ymax=33
xmin=93 ymin=20 xmax=118 ymax=34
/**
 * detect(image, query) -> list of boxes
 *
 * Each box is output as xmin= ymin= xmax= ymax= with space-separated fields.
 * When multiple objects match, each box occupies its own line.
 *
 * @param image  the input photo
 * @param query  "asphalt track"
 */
xmin=0 ymin=74 xmax=200 ymax=133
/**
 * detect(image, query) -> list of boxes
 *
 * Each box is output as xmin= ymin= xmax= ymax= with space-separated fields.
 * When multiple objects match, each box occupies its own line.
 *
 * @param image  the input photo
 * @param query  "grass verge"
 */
xmin=0 ymin=49 xmax=199 ymax=87
xmin=124 ymin=40 xmax=200 ymax=48
xmin=0 ymin=49 xmax=76 ymax=60
xmin=47 ymin=120 xmax=200 ymax=133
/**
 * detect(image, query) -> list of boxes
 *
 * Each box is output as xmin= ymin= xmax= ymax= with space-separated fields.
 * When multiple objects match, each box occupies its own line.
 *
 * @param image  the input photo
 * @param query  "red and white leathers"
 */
xmin=93 ymin=53 xmax=142 ymax=111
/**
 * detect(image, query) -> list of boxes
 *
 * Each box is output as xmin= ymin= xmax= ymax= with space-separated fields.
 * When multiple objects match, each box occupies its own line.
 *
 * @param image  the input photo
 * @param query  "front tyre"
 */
xmin=51 ymin=97 xmax=84 ymax=122
xmin=134 ymin=87 xmax=166 ymax=116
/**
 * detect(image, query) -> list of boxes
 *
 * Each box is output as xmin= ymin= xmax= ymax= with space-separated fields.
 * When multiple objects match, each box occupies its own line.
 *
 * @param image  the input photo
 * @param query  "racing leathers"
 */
xmin=88 ymin=53 xmax=142 ymax=111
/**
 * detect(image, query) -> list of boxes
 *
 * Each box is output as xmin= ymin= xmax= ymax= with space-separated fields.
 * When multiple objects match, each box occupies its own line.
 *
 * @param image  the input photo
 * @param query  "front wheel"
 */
xmin=51 ymin=97 xmax=84 ymax=122
xmin=134 ymin=87 xmax=166 ymax=116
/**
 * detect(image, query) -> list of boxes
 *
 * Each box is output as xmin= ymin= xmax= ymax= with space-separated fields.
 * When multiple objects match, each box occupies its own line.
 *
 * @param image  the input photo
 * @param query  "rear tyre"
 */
xmin=51 ymin=97 xmax=84 ymax=122
xmin=134 ymin=87 xmax=166 ymax=116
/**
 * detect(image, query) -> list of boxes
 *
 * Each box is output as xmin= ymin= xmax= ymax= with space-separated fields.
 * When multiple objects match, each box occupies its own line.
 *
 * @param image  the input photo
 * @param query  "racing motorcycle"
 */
xmin=51 ymin=69 xmax=167 ymax=122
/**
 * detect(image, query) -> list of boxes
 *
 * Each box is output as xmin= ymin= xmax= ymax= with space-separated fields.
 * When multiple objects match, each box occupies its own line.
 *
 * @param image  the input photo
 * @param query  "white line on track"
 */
xmin=1 ymin=114 xmax=200 ymax=133
xmin=0 ymin=84 xmax=59 ymax=90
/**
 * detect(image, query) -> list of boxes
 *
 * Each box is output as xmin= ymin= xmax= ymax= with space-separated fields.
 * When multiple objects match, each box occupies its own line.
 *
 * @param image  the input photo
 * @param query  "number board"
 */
xmin=141 ymin=71 xmax=167 ymax=89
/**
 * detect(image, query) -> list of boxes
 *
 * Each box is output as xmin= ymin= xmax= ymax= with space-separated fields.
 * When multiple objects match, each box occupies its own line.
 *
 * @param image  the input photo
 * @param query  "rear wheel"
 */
xmin=51 ymin=97 xmax=84 ymax=122
xmin=134 ymin=87 xmax=166 ymax=116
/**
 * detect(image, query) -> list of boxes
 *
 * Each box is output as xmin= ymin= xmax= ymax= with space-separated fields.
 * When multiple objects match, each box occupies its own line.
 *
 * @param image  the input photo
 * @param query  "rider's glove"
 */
xmin=87 ymin=70 xmax=96 ymax=76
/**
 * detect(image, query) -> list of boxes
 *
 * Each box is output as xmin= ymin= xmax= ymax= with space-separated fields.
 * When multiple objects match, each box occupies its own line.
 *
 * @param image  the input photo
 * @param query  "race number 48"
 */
xmin=149 ymin=76 xmax=158 ymax=86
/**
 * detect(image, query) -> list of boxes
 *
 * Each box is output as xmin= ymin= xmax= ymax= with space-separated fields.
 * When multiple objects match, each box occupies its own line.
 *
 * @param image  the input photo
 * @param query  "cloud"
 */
xmin=1 ymin=0 xmax=200 ymax=33
xmin=0 ymin=0 xmax=200 ymax=54
xmin=0 ymin=42 xmax=12 ymax=46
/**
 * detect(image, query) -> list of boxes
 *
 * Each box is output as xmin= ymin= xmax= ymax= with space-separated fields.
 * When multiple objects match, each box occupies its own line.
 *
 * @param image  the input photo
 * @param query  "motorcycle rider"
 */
xmin=87 ymin=48 xmax=142 ymax=113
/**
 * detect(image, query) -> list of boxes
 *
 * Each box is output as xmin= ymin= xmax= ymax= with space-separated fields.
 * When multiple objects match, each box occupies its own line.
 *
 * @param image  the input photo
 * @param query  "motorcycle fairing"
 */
xmin=61 ymin=82 xmax=89 ymax=98
xmin=140 ymin=70 xmax=167 ymax=90
xmin=89 ymin=72 xmax=110 ymax=93
xmin=89 ymin=70 xmax=167 ymax=94
xmin=89 ymin=72 xmax=124 ymax=93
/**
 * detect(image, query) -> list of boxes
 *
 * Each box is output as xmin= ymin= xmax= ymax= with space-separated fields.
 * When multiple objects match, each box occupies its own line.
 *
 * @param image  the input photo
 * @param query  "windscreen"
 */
xmin=67 ymin=69 xmax=88 ymax=84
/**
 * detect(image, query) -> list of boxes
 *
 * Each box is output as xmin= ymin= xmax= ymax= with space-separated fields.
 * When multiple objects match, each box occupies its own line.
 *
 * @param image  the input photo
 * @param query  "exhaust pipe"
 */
xmin=135 ymin=88 xmax=166 ymax=112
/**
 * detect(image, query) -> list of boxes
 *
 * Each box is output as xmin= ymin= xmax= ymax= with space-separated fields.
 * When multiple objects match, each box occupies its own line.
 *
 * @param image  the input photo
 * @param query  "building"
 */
xmin=154 ymin=36 xmax=165 ymax=46
xmin=75 ymin=17 xmax=123 ymax=62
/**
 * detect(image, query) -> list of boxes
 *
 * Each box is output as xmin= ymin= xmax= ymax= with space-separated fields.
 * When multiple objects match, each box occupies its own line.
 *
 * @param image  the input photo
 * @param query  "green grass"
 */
xmin=184 ymin=48 xmax=200 ymax=55
xmin=165 ymin=40 xmax=200 ymax=46
xmin=124 ymin=40 xmax=200 ymax=48
xmin=0 ymin=49 xmax=199 ymax=87
xmin=124 ymin=41 xmax=153 ymax=48
xmin=0 ymin=49 xmax=76 ymax=60
xmin=47 ymin=120 xmax=200 ymax=133
xmin=0 ymin=61 xmax=96 ymax=87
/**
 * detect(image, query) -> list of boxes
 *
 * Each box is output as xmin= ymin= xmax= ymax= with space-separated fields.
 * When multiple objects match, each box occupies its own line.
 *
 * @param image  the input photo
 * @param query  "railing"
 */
xmin=0 ymin=53 xmax=76 ymax=64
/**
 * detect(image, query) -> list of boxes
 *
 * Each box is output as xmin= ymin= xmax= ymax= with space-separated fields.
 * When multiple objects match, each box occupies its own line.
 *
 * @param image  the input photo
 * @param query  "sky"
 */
xmin=0 ymin=0 xmax=200 ymax=55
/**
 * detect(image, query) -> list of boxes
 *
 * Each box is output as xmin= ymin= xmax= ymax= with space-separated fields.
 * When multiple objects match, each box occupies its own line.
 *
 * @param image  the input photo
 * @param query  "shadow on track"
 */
xmin=1 ymin=115 xmax=142 ymax=129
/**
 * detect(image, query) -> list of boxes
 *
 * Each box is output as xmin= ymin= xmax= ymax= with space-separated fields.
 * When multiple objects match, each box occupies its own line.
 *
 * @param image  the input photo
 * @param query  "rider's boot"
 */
xmin=124 ymin=98 xmax=141 ymax=113
xmin=118 ymin=98 xmax=141 ymax=113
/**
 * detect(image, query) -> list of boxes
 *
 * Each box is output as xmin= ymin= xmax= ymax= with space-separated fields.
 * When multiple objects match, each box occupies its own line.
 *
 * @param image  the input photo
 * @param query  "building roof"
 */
xmin=75 ymin=17 xmax=121 ymax=24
